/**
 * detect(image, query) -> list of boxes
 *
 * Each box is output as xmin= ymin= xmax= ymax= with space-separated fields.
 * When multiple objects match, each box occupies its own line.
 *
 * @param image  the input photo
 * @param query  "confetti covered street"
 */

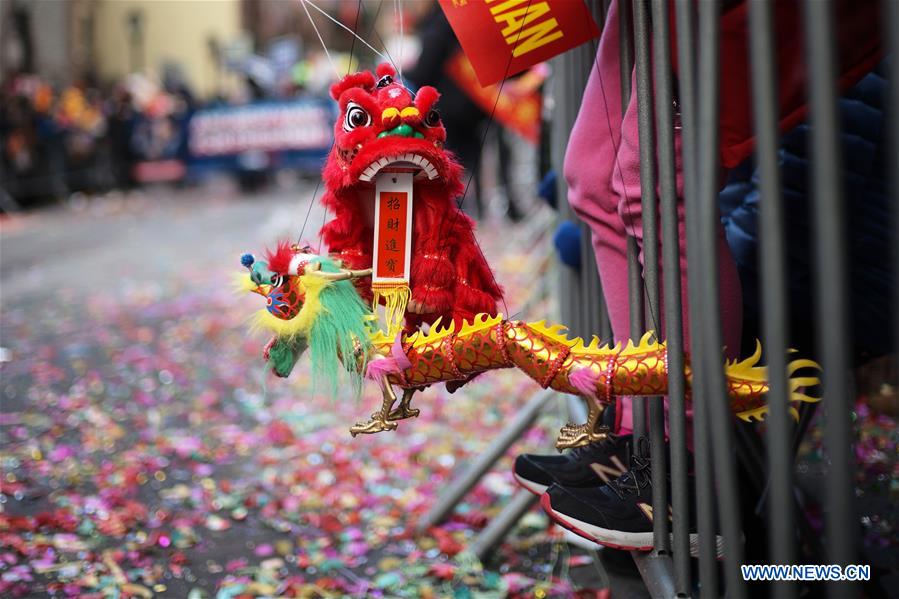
xmin=3 ymin=182 xmax=897 ymax=598
xmin=1 ymin=182 xmax=628 ymax=598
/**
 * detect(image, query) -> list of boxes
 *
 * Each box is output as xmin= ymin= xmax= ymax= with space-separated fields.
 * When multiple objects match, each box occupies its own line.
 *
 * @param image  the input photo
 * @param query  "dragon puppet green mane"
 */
xmin=241 ymin=251 xmax=373 ymax=397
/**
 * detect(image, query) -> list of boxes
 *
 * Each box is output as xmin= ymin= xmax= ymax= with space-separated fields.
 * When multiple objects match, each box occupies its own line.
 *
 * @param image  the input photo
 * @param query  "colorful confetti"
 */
xmin=0 ymin=191 xmax=600 ymax=597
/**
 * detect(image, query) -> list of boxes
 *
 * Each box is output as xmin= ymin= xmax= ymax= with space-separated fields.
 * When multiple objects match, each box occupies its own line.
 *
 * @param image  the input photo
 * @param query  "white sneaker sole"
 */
xmin=513 ymin=472 xmax=550 ymax=496
xmin=542 ymin=494 xmax=724 ymax=559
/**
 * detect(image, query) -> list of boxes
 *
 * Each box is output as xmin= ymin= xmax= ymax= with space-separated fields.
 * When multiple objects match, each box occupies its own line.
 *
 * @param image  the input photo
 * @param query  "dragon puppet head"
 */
xmin=239 ymin=243 xmax=374 ymax=395
xmin=241 ymin=243 xmax=328 ymax=325
xmin=323 ymin=63 xmax=463 ymax=195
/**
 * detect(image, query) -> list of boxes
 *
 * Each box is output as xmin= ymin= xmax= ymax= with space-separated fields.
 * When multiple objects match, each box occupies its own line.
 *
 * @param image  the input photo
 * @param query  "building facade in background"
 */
xmin=2 ymin=0 xmax=243 ymax=98
xmin=92 ymin=0 xmax=242 ymax=97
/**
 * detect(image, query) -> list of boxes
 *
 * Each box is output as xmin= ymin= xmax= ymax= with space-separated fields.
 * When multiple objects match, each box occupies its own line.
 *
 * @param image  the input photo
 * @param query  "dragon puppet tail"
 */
xmin=306 ymin=257 xmax=374 ymax=398
xmin=728 ymin=342 xmax=823 ymax=422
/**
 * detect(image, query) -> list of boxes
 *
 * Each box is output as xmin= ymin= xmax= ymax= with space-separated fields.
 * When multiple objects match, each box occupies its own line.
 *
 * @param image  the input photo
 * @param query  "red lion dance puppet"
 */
xmin=240 ymin=69 xmax=822 ymax=445
xmin=317 ymin=63 xmax=503 ymax=332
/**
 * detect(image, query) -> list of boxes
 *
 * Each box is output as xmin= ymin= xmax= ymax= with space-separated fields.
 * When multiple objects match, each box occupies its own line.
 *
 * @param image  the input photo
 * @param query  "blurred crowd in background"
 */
xmin=0 ymin=60 xmax=337 ymax=200
xmin=0 ymin=0 xmax=538 ymax=220
xmin=2 ymin=70 xmax=193 ymax=198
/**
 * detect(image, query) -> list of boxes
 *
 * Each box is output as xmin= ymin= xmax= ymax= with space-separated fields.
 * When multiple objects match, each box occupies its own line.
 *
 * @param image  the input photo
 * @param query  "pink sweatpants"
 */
xmin=563 ymin=0 xmax=743 ymax=436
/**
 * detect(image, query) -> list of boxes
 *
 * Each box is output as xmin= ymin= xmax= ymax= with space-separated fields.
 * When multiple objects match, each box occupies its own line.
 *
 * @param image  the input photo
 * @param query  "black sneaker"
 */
xmin=540 ymin=438 xmax=723 ymax=558
xmin=513 ymin=434 xmax=631 ymax=496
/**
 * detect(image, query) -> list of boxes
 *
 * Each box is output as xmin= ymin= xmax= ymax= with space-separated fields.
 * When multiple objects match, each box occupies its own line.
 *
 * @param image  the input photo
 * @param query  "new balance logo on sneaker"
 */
xmin=590 ymin=456 xmax=629 ymax=484
xmin=512 ymin=435 xmax=632 ymax=496
xmin=539 ymin=437 xmax=725 ymax=559
xmin=634 ymin=502 xmax=674 ymax=524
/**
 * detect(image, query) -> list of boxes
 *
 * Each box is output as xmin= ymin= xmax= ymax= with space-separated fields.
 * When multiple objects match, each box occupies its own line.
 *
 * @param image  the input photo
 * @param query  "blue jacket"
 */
xmin=719 ymin=63 xmax=894 ymax=362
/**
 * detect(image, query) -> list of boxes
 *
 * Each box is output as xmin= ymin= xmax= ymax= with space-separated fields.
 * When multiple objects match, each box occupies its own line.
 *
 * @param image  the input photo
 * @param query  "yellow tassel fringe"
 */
xmin=372 ymin=282 xmax=410 ymax=338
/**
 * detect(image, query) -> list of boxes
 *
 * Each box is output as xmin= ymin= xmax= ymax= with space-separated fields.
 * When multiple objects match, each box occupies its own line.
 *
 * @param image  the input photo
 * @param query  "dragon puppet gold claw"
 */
xmin=238 ymin=246 xmax=822 ymax=450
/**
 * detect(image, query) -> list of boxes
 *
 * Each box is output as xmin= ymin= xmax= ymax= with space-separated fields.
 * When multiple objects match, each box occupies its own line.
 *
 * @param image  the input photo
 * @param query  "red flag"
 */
xmin=445 ymin=51 xmax=545 ymax=143
xmin=439 ymin=0 xmax=599 ymax=87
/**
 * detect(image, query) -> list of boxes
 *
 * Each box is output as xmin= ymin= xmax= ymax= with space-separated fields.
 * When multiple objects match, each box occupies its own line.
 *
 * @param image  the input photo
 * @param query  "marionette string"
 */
xmin=299 ymin=0 xmax=412 ymax=249
xmin=315 ymin=0 xmax=365 ymax=253
xmin=297 ymin=0 xmax=369 ymax=248
xmin=395 ymin=0 xmax=405 ymax=81
xmin=346 ymin=0 xmax=362 ymax=75
xmin=293 ymin=0 xmax=343 ymax=248
xmin=582 ymin=0 xmax=662 ymax=338
xmin=302 ymin=0 xmax=391 ymax=65
xmin=357 ymin=0 xmax=407 ymax=89
xmin=296 ymin=177 xmax=322 ymax=248
xmin=300 ymin=0 xmax=339 ymax=77
xmin=423 ymin=0 xmax=539 ymax=320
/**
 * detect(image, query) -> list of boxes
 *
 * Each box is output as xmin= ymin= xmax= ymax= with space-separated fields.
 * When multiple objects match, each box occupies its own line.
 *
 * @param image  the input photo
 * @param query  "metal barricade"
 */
xmin=424 ymin=1 xmax=896 ymax=596
xmin=626 ymin=0 xmax=896 ymax=596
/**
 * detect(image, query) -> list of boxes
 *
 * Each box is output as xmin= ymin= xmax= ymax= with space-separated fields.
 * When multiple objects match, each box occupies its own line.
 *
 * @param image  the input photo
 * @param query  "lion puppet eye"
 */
xmin=343 ymin=102 xmax=371 ymax=131
xmin=424 ymin=109 xmax=441 ymax=128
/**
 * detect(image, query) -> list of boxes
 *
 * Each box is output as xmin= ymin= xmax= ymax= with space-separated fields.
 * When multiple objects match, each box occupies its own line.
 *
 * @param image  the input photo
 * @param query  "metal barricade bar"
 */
xmin=632 ymin=0 xmax=671 ymax=568
xmin=694 ymin=0 xmax=746 ymax=595
xmin=747 ymin=2 xmax=797 ymax=596
xmin=672 ymin=1 xmax=722 ymax=594
xmin=631 ymin=552 xmax=679 ymax=598
xmin=619 ymin=0 xmax=647 ymax=443
xmin=803 ymin=1 xmax=857 ymax=596
xmin=650 ymin=0 xmax=691 ymax=592
xmin=416 ymin=388 xmax=556 ymax=533
xmin=470 ymin=489 xmax=539 ymax=560
xmin=469 ymin=395 xmax=589 ymax=560
xmin=890 ymin=0 xmax=899 ymax=403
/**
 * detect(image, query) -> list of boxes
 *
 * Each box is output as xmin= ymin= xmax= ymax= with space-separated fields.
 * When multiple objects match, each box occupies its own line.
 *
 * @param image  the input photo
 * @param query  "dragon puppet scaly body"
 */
xmin=318 ymin=64 xmax=502 ymax=332
xmin=239 ymin=248 xmax=821 ymax=449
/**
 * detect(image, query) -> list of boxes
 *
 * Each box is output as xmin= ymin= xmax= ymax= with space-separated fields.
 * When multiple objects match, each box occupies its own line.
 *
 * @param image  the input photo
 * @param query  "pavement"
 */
xmin=0 ymin=180 xmax=647 ymax=598
xmin=3 ymin=180 xmax=896 ymax=598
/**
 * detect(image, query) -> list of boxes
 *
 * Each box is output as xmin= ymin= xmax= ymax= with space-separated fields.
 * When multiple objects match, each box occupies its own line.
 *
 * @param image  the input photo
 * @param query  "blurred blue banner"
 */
xmin=186 ymin=98 xmax=335 ymax=176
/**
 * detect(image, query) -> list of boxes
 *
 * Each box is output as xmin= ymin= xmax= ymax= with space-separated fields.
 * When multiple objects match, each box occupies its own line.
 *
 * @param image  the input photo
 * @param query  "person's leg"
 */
xmin=609 ymin=74 xmax=743 ymax=437
xmin=612 ymin=82 xmax=743 ymax=359
xmin=565 ymin=0 xmax=643 ymax=435
xmin=564 ymin=0 xmax=633 ymax=343
xmin=445 ymin=120 xmax=484 ymax=219
xmin=497 ymin=128 xmax=525 ymax=221
xmin=566 ymin=0 xmax=742 ymax=437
